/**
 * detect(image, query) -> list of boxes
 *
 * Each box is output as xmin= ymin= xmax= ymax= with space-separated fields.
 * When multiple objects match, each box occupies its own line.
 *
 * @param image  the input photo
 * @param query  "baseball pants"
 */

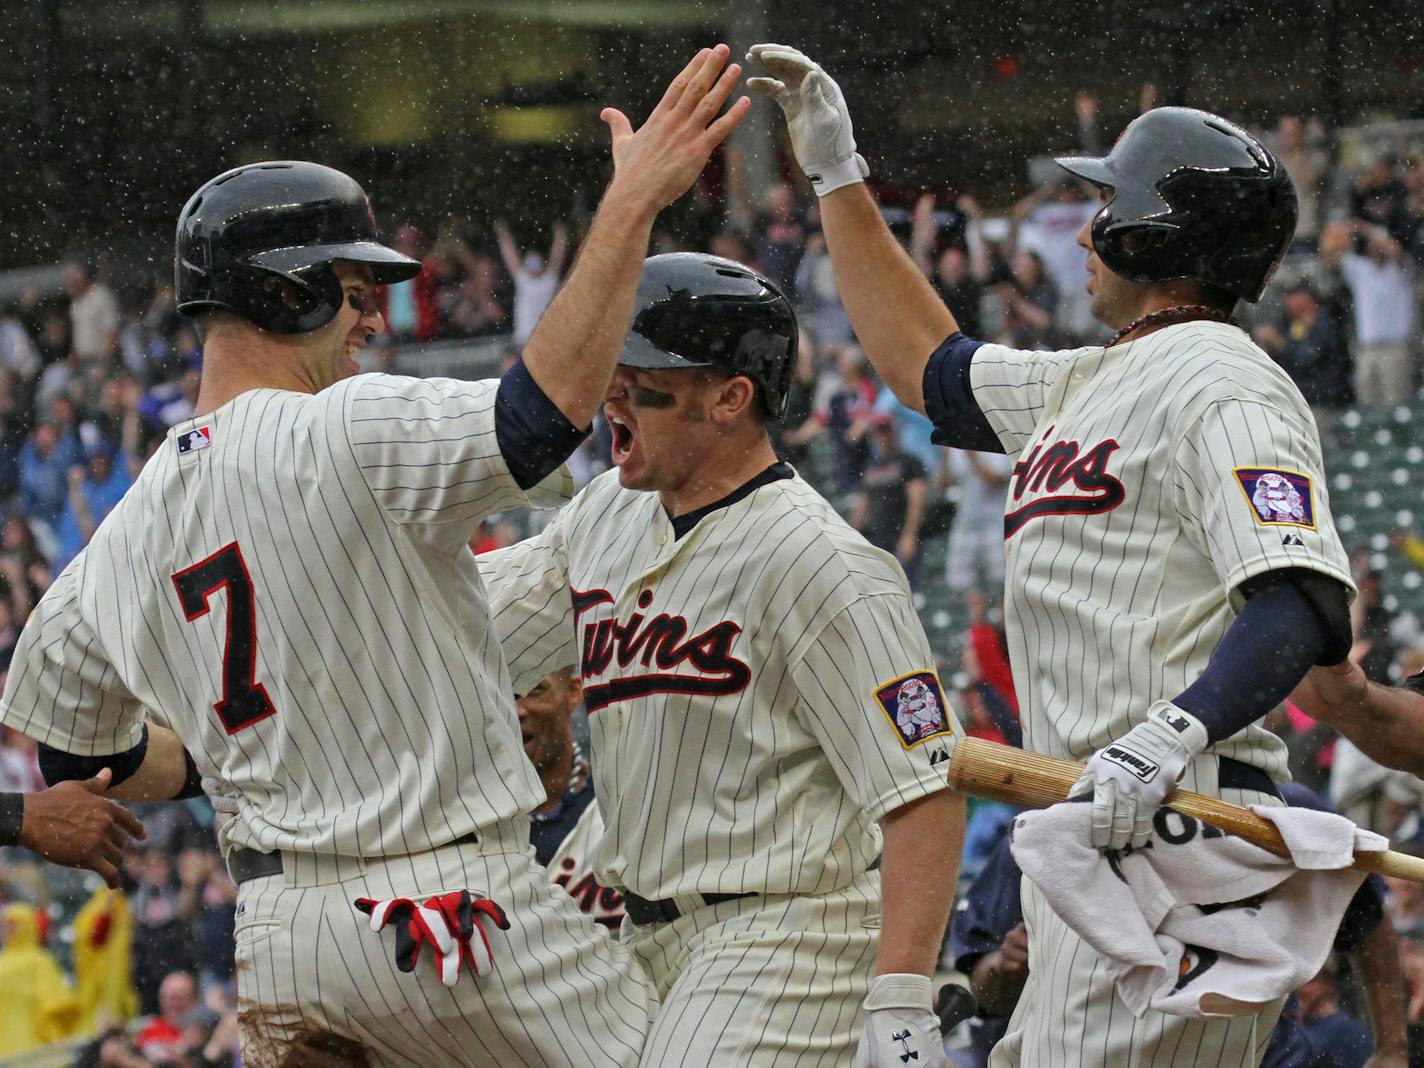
xmin=625 ymin=868 xmax=882 ymax=1067
xmin=232 ymin=817 xmax=654 ymax=1068
xmin=989 ymin=781 xmax=1285 ymax=1068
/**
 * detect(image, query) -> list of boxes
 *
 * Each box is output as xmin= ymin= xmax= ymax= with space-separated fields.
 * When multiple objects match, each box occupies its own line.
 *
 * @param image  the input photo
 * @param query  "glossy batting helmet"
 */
xmin=619 ymin=253 xmax=797 ymax=421
xmin=175 ymin=161 xmax=421 ymax=334
xmin=1055 ymin=107 xmax=1297 ymax=302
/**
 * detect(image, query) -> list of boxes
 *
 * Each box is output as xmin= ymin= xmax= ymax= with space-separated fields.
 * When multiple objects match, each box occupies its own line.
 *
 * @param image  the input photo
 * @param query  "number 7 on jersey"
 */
xmin=171 ymin=542 xmax=277 ymax=734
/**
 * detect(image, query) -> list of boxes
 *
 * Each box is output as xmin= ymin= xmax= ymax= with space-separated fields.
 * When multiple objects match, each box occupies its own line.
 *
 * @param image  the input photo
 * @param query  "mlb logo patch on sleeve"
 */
xmin=176 ymin=426 xmax=212 ymax=455
xmin=1232 ymin=468 xmax=1315 ymax=529
xmin=874 ymin=671 xmax=951 ymax=748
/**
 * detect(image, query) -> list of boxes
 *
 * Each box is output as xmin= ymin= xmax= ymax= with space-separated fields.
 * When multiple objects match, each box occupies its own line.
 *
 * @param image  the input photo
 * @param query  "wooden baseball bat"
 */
xmin=948 ymin=736 xmax=1424 ymax=884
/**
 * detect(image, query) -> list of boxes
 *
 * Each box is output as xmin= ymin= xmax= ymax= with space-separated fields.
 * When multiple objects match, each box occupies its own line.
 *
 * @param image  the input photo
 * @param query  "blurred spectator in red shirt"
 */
xmin=135 ymin=971 xmax=197 ymax=1064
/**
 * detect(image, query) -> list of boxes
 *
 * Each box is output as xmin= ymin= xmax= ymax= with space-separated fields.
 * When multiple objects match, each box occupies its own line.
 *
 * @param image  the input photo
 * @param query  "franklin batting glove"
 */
xmin=854 ymin=973 xmax=951 ymax=1068
xmin=746 ymin=44 xmax=869 ymax=196
xmin=355 ymin=890 xmax=510 ymax=987
xmin=1069 ymin=701 xmax=1209 ymax=851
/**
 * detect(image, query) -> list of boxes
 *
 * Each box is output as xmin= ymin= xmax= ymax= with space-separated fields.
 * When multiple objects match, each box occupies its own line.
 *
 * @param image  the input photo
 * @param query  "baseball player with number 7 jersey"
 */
xmin=0 ymin=45 xmax=752 ymax=1068
xmin=481 ymin=251 xmax=967 ymax=1068
xmin=748 ymin=44 xmax=1357 ymax=1068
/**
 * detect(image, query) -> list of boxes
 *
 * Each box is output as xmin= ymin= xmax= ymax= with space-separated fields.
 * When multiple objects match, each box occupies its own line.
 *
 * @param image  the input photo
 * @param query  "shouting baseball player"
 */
xmin=480 ymin=252 xmax=966 ymax=1067
xmin=0 ymin=46 xmax=750 ymax=1067
xmin=748 ymin=45 xmax=1354 ymax=1067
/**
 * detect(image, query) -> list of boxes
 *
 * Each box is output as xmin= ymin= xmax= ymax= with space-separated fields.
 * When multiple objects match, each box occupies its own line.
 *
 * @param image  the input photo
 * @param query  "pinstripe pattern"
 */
xmin=481 ymin=468 xmax=958 ymax=900
xmin=627 ymin=869 xmax=881 ymax=1067
xmin=545 ymin=798 xmax=625 ymax=930
xmin=234 ymin=830 xmax=652 ymax=1068
xmin=0 ymin=373 xmax=565 ymax=857
xmin=962 ymin=323 xmax=1347 ymax=1066
xmin=971 ymin=323 xmax=1351 ymax=770
xmin=0 ymin=372 xmax=651 ymax=1064
xmin=479 ymin=468 xmax=958 ymax=1062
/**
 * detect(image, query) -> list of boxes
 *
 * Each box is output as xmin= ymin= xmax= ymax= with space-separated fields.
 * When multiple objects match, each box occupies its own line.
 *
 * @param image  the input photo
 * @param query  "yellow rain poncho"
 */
xmin=0 ymin=902 xmax=79 ymax=1056
xmin=72 ymin=887 xmax=139 ymax=1035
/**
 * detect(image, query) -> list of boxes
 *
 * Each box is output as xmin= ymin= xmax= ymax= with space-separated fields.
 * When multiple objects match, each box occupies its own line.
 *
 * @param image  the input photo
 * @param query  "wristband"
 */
xmin=0 ymin=792 xmax=23 ymax=848
xmin=806 ymin=153 xmax=869 ymax=196
xmin=864 ymin=971 xmax=932 ymax=1010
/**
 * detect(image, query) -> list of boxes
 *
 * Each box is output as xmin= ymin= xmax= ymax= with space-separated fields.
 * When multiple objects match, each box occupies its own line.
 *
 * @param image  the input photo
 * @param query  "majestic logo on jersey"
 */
xmin=572 ymin=587 xmax=751 ymax=712
xmin=176 ymin=426 xmax=212 ymax=455
xmin=1004 ymin=432 xmax=1126 ymax=538
xmin=1233 ymin=468 xmax=1316 ymax=529
xmin=874 ymin=671 xmax=951 ymax=749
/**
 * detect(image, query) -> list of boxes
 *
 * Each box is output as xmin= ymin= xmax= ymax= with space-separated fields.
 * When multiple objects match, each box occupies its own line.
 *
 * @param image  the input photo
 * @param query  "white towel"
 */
xmin=1010 ymin=802 xmax=1386 ymax=1019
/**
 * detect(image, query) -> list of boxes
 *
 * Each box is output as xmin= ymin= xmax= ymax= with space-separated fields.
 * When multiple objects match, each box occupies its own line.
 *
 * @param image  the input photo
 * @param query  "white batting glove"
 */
xmin=854 ymin=974 xmax=950 ymax=1068
xmin=1069 ymin=701 xmax=1209 ymax=851
xmin=201 ymin=775 xmax=241 ymax=850
xmin=745 ymin=43 xmax=869 ymax=195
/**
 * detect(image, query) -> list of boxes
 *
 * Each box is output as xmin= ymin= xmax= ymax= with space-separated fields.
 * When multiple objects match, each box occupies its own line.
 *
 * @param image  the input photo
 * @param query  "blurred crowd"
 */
xmin=0 ymin=100 xmax=1422 ymax=1065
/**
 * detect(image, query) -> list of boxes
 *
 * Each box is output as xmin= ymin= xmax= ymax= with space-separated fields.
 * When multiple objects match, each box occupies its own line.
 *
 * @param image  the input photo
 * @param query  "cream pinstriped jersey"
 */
xmin=0 ymin=374 xmax=570 ymax=859
xmin=970 ymin=322 xmax=1352 ymax=779
xmin=480 ymin=469 xmax=959 ymax=901
xmin=546 ymin=801 xmax=625 ymax=932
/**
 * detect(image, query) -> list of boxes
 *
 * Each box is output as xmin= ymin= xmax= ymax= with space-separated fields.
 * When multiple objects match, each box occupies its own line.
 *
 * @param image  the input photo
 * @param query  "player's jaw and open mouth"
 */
xmin=343 ymin=334 xmax=366 ymax=377
xmin=607 ymin=407 xmax=641 ymax=473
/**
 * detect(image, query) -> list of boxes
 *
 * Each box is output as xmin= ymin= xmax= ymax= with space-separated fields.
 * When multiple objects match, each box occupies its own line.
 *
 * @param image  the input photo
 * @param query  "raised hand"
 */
xmin=745 ymin=43 xmax=868 ymax=196
xmin=602 ymin=44 xmax=751 ymax=215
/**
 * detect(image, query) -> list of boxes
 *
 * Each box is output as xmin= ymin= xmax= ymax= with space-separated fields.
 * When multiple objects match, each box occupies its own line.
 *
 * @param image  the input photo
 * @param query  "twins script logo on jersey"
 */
xmin=572 ymin=587 xmax=751 ymax=713
xmin=1004 ymin=428 xmax=1126 ymax=538
xmin=1233 ymin=468 xmax=1316 ymax=529
xmin=874 ymin=671 xmax=950 ymax=749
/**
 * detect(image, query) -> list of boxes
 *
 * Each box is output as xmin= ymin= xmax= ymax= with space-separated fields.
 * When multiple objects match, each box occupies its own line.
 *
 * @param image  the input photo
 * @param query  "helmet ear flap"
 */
xmin=224 ymin=264 xmax=342 ymax=335
xmin=1119 ymin=230 xmax=1162 ymax=256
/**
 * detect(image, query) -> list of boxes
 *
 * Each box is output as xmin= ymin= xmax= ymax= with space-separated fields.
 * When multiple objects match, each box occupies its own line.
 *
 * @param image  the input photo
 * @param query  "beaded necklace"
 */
xmin=1105 ymin=303 xmax=1239 ymax=348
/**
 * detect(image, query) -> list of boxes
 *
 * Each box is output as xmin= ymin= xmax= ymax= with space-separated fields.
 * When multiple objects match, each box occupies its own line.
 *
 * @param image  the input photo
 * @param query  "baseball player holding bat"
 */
xmin=480 ymin=251 xmax=966 ymax=1067
xmin=748 ymin=44 xmax=1355 ymax=1067
xmin=0 ymin=45 xmax=750 ymax=1067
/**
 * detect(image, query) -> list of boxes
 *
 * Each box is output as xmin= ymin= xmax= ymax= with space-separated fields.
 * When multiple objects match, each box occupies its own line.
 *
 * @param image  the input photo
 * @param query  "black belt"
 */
xmin=1218 ymin=757 xmax=1282 ymax=801
xmin=622 ymin=889 xmax=755 ymax=926
xmin=228 ymin=831 xmax=481 ymax=885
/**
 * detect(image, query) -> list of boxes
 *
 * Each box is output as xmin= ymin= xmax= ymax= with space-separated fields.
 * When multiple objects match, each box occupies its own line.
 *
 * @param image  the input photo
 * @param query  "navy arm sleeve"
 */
xmin=494 ymin=358 xmax=589 ymax=490
xmin=39 ymin=724 xmax=149 ymax=788
xmin=1171 ymin=578 xmax=1327 ymax=745
xmin=40 ymin=727 xmax=203 ymax=800
xmin=922 ymin=333 xmax=1004 ymax=453
xmin=0 ymin=792 xmax=22 ymax=847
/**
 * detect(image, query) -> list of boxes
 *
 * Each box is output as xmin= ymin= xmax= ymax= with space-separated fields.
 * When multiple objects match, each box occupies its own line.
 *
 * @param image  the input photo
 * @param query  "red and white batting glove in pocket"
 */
xmin=354 ymin=890 xmax=510 ymax=987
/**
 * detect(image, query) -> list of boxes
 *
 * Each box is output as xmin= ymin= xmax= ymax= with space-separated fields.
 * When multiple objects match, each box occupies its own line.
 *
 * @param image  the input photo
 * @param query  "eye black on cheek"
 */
xmin=630 ymin=387 xmax=677 ymax=409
